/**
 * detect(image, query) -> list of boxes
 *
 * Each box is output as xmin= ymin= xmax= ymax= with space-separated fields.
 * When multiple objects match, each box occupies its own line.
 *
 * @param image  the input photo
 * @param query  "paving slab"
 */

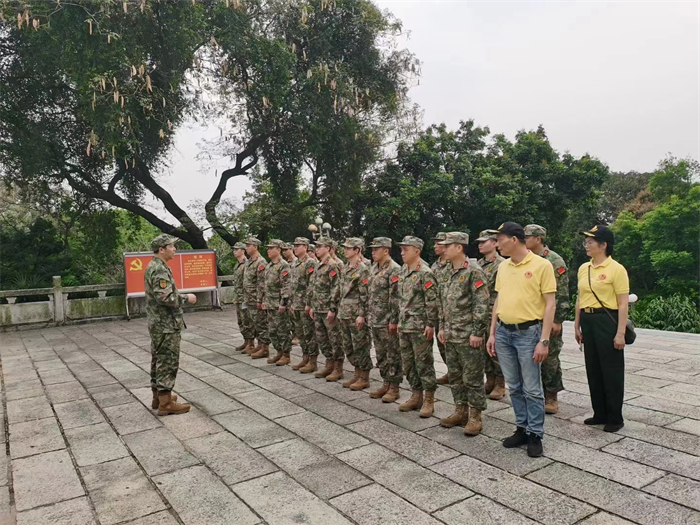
xmin=88 ymin=383 xmax=136 ymax=408
xmin=7 ymin=395 xmax=53 ymax=424
xmin=10 ymin=417 xmax=65 ymax=459
xmin=434 ymin=495 xmax=540 ymax=525
xmin=233 ymin=388 xmax=306 ymax=419
xmin=347 ymin=396 xmax=440 ymax=431
xmin=103 ymin=402 xmax=161 ymax=435
xmin=120 ymin=511 xmax=179 ymax=525
xmin=577 ymin=513 xmax=637 ymax=525
xmin=617 ymin=419 xmax=700 ymax=456
xmin=123 ymin=428 xmax=199 ymax=476
xmin=275 ymin=411 xmax=369 ymax=454
xmin=220 ymin=362 xmax=272 ymax=380
xmin=200 ymin=372 xmax=259 ymax=396
xmin=643 ymin=473 xmax=700 ymax=511
xmin=54 ymin=399 xmax=105 ymax=430
xmin=65 ymin=422 xmax=129 ymax=467
xmin=626 ymin=394 xmax=700 ymax=419
xmin=5 ymin=384 xmax=44 ymax=402
xmin=177 ymin=387 xmax=243 ymax=415
xmin=213 ymin=408 xmax=295 ymax=448
xmin=296 ymin=377 xmax=368 ymax=403
xmin=16 ymin=496 xmax=96 ymax=525
xmin=13 ymin=450 xmax=84 ymax=511
xmin=602 ymin=437 xmax=700 ymax=481
xmin=46 ymin=381 xmax=89 ymax=404
xmin=665 ymin=417 xmax=700 ymax=437
xmin=38 ymin=368 xmax=76 ymax=385
xmin=251 ymin=375 xmax=316 ymax=399
xmin=160 ymin=406 xmax=224 ymax=441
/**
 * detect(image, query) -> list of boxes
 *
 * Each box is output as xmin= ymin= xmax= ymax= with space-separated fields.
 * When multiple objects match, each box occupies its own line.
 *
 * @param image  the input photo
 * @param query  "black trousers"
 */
xmin=581 ymin=311 xmax=625 ymax=424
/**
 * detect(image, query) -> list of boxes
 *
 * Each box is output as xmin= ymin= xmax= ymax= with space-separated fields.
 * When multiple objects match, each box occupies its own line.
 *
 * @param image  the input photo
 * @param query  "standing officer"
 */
xmin=145 ymin=234 xmax=195 ymax=416
xmin=308 ymin=244 xmax=317 ymax=260
xmin=524 ymin=224 xmax=570 ymax=414
xmin=262 ymin=240 xmax=293 ymax=364
xmin=436 ymin=232 xmax=490 ymax=435
xmin=244 ymin=237 xmax=270 ymax=358
xmin=396 ymin=236 xmax=440 ymax=418
xmin=476 ymin=229 xmax=506 ymax=400
xmin=308 ymin=238 xmax=344 ymax=380
xmin=367 ymin=237 xmax=402 ymax=402
xmin=431 ymin=232 xmax=450 ymax=385
xmin=233 ymin=242 xmax=255 ymax=352
xmin=338 ymin=238 xmax=372 ymax=391
xmin=329 ymin=240 xmax=345 ymax=269
xmin=281 ymin=242 xmax=299 ymax=345
xmin=290 ymin=237 xmax=319 ymax=373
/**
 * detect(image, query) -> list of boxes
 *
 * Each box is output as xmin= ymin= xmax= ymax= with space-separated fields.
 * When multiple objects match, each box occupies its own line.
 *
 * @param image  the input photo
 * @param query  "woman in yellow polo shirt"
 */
xmin=575 ymin=225 xmax=629 ymax=433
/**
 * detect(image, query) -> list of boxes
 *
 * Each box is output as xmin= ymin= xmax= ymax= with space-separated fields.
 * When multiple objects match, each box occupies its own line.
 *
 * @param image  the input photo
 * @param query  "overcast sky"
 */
xmin=156 ymin=1 xmax=699 ymax=218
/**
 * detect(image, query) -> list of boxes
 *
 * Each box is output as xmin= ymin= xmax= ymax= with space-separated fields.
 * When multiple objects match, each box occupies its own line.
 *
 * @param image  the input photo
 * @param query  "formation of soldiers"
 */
xmin=229 ymin=224 xmax=570 ymax=436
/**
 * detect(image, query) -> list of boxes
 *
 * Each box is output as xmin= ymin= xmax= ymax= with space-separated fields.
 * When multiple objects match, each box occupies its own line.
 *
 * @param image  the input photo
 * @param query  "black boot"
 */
xmin=527 ymin=433 xmax=543 ymax=457
xmin=502 ymin=427 xmax=527 ymax=448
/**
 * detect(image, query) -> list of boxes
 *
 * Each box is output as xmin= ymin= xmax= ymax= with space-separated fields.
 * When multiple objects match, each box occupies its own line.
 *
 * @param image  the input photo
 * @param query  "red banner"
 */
xmin=124 ymin=250 xmax=217 ymax=297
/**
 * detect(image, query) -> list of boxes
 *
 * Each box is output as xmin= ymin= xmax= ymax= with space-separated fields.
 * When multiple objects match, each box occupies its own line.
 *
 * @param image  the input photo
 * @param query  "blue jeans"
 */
xmin=495 ymin=323 xmax=545 ymax=438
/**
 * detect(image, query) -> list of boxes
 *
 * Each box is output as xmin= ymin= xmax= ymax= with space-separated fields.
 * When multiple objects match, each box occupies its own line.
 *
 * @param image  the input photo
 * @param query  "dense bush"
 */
xmin=631 ymin=295 xmax=700 ymax=334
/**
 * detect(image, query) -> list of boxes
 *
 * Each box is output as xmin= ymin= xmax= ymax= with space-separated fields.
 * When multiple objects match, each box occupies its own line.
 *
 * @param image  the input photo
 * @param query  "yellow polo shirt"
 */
xmin=495 ymin=251 xmax=557 ymax=324
xmin=578 ymin=257 xmax=629 ymax=309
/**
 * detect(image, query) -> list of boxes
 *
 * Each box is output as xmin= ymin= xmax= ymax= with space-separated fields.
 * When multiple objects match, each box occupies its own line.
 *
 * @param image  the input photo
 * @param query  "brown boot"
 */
xmin=489 ymin=377 xmax=506 ymax=400
xmin=245 ymin=341 xmax=260 ymax=355
xmin=440 ymin=404 xmax=468 ymax=428
xmin=484 ymin=374 xmax=496 ymax=395
xmin=350 ymin=370 xmax=370 ymax=391
xmin=382 ymin=383 xmax=401 ymax=403
xmin=545 ymin=392 xmax=559 ymax=414
xmin=315 ymin=359 xmax=334 ymax=378
xmin=326 ymin=360 xmax=346 ymax=382
xmin=157 ymin=391 xmax=190 ymax=416
xmin=292 ymin=355 xmax=310 ymax=371
xmin=300 ymin=355 xmax=318 ymax=374
xmin=151 ymin=387 xmax=177 ymax=410
xmin=369 ymin=381 xmax=390 ymax=399
xmin=267 ymin=350 xmax=284 ymax=364
xmin=277 ymin=352 xmax=291 ymax=366
xmin=437 ymin=374 xmax=449 ymax=385
xmin=420 ymin=391 xmax=435 ymax=418
xmin=399 ymin=389 xmax=423 ymax=412
xmin=464 ymin=408 xmax=483 ymax=436
xmin=252 ymin=344 xmax=269 ymax=359
xmin=235 ymin=339 xmax=248 ymax=352
xmin=341 ymin=368 xmax=360 ymax=388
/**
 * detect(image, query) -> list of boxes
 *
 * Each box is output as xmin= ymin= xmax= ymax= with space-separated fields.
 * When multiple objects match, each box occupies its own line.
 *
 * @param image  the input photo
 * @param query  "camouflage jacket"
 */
xmin=291 ymin=255 xmax=317 ymax=310
xmin=338 ymin=260 xmax=369 ymax=320
xmin=144 ymin=257 xmax=188 ymax=333
xmin=432 ymin=258 xmax=450 ymax=322
xmin=538 ymin=246 xmax=570 ymax=323
xmin=368 ymin=258 xmax=401 ymax=327
xmin=478 ymin=254 xmax=505 ymax=311
xmin=232 ymin=258 xmax=246 ymax=304
xmin=397 ymin=259 xmax=439 ymax=333
xmin=307 ymin=255 xmax=340 ymax=313
xmin=439 ymin=259 xmax=490 ymax=342
xmin=243 ymin=254 xmax=267 ymax=306
xmin=262 ymin=258 xmax=292 ymax=310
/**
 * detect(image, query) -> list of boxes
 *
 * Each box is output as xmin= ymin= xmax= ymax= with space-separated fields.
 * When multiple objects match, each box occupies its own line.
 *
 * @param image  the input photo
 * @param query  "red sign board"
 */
xmin=124 ymin=250 xmax=217 ymax=297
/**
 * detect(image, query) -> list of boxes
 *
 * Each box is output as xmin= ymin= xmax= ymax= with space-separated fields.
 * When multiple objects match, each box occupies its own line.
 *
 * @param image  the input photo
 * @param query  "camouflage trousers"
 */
xmin=372 ymin=327 xmax=402 ymax=385
xmin=235 ymin=303 xmax=255 ymax=340
xmin=399 ymin=331 xmax=437 ymax=392
xmin=267 ymin=309 xmax=292 ymax=354
xmin=446 ymin=341 xmax=487 ymax=410
xmin=436 ymin=320 xmax=447 ymax=367
xmin=150 ymin=330 xmax=181 ymax=392
xmin=252 ymin=306 xmax=270 ymax=345
xmin=340 ymin=319 xmax=372 ymax=371
xmin=541 ymin=332 xmax=564 ymax=394
xmin=314 ymin=313 xmax=344 ymax=361
xmin=483 ymin=346 xmax=504 ymax=378
xmin=293 ymin=309 xmax=317 ymax=356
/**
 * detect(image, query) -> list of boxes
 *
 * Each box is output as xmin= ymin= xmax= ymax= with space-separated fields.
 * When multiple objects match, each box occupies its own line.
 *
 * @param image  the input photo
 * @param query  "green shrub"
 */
xmin=631 ymin=294 xmax=700 ymax=334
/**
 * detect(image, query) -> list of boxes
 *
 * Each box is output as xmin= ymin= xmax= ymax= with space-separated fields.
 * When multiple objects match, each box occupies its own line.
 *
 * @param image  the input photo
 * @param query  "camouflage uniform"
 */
xmin=291 ymin=238 xmax=318 ymax=356
xmin=431 ymin=250 xmax=450 ymax=367
xmin=308 ymin=244 xmax=343 ymax=361
xmin=397 ymin=237 xmax=440 ymax=393
xmin=145 ymin=236 xmax=189 ymax=392
xmin=243 ymin=239 xmax=270 ymax=345
xmin=368 ymin=238 xmax=402 ymax=385
xmin=438 ymin=233 xmax=491 ymax=410
xmin=233 ymin=243 xmax=254 ymax=340
xmin=263 ymin=240 xmax=293 ymax=355
xmin=476 ymin=230 xmax=506 ymax=379
xmin=338 ymin=240 xmax=372 ymax=371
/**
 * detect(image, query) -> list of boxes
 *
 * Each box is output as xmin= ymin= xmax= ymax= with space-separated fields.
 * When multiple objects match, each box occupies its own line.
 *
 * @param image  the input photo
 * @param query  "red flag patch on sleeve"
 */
xmin=330 ymin=270 xmax=337 ymax=277
xmin=362 ymin=277 xmax=368 ymax=284
xmin=391 ymin=276 xmax=399 ymax=283
xmin=258 ymin=265 xmax=265 ymax=271
xmin=557 ymin=267 xmax=566 ymax=275
xmin=425 ymin=281 xmax=434 ymax=289
xmin=474 ymin=279 xmax=484 ymax=289
xmin=308 ymin=267 xmax=314 ymax=274
xmin=282 ymin=271 xmax=288 ymax=277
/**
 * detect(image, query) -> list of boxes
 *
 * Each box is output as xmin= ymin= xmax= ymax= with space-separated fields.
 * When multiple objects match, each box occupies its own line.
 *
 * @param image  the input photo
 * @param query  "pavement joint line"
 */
xmin=0 ymin=348 xmax=17 ymax=520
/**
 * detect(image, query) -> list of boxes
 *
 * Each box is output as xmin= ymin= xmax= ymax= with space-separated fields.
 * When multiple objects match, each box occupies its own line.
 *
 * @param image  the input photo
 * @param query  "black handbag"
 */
xmin=587 ymin=266 xmax=636 ymax=345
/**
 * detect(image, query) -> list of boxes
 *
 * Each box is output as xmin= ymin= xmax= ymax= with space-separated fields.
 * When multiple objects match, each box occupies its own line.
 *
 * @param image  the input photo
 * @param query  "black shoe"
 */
xmin=527 ymin=433 xmax=543 ymax=457
xmin=583 ymin=417 xmax=606 ymax=426
xmin=604 ymin=422 xmax=624 ymax=433
xmin=502 ymin=427 xmax=528 ymax=448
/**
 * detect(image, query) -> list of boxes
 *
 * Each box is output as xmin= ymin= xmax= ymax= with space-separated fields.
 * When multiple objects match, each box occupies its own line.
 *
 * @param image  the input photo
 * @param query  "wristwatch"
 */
xmin=540 ymin=339 xmax=550 ymax=347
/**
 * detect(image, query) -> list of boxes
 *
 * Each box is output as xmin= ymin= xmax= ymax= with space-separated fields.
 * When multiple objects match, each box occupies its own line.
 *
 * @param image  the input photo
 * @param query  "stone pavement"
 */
xmin=1 ymin=311 xmax=699 ymax=525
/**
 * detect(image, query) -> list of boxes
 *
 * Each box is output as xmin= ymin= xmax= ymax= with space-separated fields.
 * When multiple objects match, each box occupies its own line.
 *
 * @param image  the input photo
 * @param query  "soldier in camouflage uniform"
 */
xmin=145 ymin=234 xmax=194 ymax=416
xmin=525 ymin=224 xmax=570 ymax=414
xmin=329 ymin=240 xmax=345 ymax=270
xmin=281 ymin=242 xmax=298 ymax=344
xmin=232 ymin=242 xmax=255 ymax=352
xmin=290 ymin=237 xmax=319 ymax=373
xmin=244 ymin=238 xmax=270 ymax=356
xmin=396 ymin=236 xmax=440 ymax=418
xmin=431 ymin=232 xmax=451 ymax=385
xmin=437 ymin=232 xmax=491 ymax=435
xmin=476 ymin=229 xmax=507 ymax=400
xmin=338 ymin=238 xmax=372 ymax=391
xmin=261 ymin=239 xmax=293 ymax=365
xmin=308 ymin=238 xmax=344 ymax=380
xmin=367 ymin=237 xmax=402 ymax=402
xmin=308 ymin=244 xmax=317 ymax=260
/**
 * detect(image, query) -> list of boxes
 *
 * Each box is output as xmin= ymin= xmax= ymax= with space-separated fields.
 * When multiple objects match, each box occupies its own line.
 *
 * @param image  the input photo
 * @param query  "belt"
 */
xmin=498 ymin=319 xmax=540 ymax=331
xmin=581 ymin=308 xmax=618 ymax=314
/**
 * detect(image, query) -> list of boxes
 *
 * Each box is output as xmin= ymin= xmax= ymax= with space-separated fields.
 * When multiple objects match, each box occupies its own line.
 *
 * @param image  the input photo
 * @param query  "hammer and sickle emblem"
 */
xmin=129 ymin=259 xmax=143 ymax=272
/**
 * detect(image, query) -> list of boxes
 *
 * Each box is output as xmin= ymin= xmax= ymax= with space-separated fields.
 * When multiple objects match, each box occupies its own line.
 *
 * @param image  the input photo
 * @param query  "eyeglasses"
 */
xmin=582 ymin=241 xmax=597 ymax=248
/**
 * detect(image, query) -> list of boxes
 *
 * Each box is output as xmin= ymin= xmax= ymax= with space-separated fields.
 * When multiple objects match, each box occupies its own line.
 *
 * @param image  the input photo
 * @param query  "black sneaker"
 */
xmin=604 ymin=422 xmax=624 ymax=433
xmin=502 ymin=427 xmax=527 ymax=448
xmin=583 ymin=417 xmax=606 ymax=426
xmin=527 ymin=433 xmax=543 ymax=457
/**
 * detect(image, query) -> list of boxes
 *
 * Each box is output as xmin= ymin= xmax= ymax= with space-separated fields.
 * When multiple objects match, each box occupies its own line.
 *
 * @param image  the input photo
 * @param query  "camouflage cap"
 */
xmin=266 ymin=239 xmax=285 ymax=249
xmin=293 ymin=237 xmax=310 ymax=246
xmin=151 ymin=234 xmax=178 ymax=252
xmin=475 ymin=229 xmax=498 ymax=242
xmin=342 ymin=237 xmax=364 ymax=249
xmin=245 ymin=236 xmax=262 ymax=246
xmin=315 ymin=236 xmax=333 ymax=247
xmin=329 ymin=239 xmax=339 ymax=250
xmin=368 ymin=237 xmax=392 ymax=248
xmin=397 ymin=236 xmax=424 ymax=250
xmin=233 ymin=242 xmax=247 ymax=250
xmin=282 ymin=242 xmax=294 ymax=250
xmin=524 ymin=224 xmax=547 ymax=238
xmin=308 ymin=243 xmax=317 ymax=252
xmin=438 ymin=231 xmax=469 ymax=245
xmin=431 ymin=232 xmax=447 ymax=241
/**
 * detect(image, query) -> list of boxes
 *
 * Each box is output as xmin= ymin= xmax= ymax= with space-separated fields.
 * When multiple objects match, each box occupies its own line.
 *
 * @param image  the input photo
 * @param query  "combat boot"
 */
xmin=300 ymin=355 xmax=318 ymax=374
xmin=545 ymin=392 xmax=559 ymax=414
xmin=151 ymin=387 xmax=178 ymax=410
xmin=251 ymin=344 xmax=269 ymax=359
xmin=235 ymin=340 xmax=248 ymax=352
xmin=267 ymin=350 xmax=284 ymax=364
xmin=245 ymin=341 xmax=260 ymax=355
xmin=350 ymin=370 xmax=370 ymax=391
xmin=292 ymin=355 xmax=309 ymax=371
xmin=369 ymin=381 xmax=390 ymax=399
xmin=326 ymin=359 xmax=346 ymax=382
xmin=440 ymin=404 xmax=468 ymax=428
xmin=420 ymin=391 xmax=435 ymax=418
xmin=157 ymin=392 xmax=191 ymax=416
xmin=341 ymin=367 xmax=360 ymax=388
xmin=276 ymin=352 xmax=291 ymax=366
xmin=437 ymin=374 xmax=449 ymax=385
xmin=489 ymin=377 xmax=506 ymax=400
xmin=382 ymin=383 xmax=401 ymax=403
xmin=484 ymin=374 xmax=496 ymax=395
xmin=315 ymin=359 xmax=334 ymax=378
xmin=463 ymin=408 xmax=483 ymax=436
xmin=399 ymin=389 xmax=423 ymax=412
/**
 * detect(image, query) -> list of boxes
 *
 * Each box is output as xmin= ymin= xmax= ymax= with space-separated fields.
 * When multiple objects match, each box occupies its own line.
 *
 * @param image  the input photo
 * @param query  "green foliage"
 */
xmin=631 ymin=295 xmax=700 ymax=334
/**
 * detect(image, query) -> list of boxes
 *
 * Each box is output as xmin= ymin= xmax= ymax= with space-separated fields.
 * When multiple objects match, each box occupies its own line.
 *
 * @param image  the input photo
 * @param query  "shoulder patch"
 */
xmin=282 ymin=270 xmax=288 ymax=277
xmin=463 ymin=260 xmax=469 ymax=268
xmin=362 ymin=277 xmax=368 ymax=284
xmin=159 ymin=279 xmax=168 ymax=289
xmin=258 ymin=265 xmax=265 ymax=271
xmin=330 ymin=270 xmax=337 ymax=277
xmin=391 ymin=275 xmax=399 ymax=283
xmin=557 ymin=267 xmax=566 ymax=275
xmin=308 ymin=267 xmax=314 ymax=273
xmin=425 ymin=280 xmax=434 ymax=289
xmin=543 ymin=249 xmax=550 ymax=257
xmin=474 ymin=279 xmax=485 ymax=289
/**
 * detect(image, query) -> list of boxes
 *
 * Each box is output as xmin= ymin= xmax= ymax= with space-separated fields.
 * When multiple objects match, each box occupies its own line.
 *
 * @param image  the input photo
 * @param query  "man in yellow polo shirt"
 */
xmin=486 ymin=222 xmax=556 ymax=457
